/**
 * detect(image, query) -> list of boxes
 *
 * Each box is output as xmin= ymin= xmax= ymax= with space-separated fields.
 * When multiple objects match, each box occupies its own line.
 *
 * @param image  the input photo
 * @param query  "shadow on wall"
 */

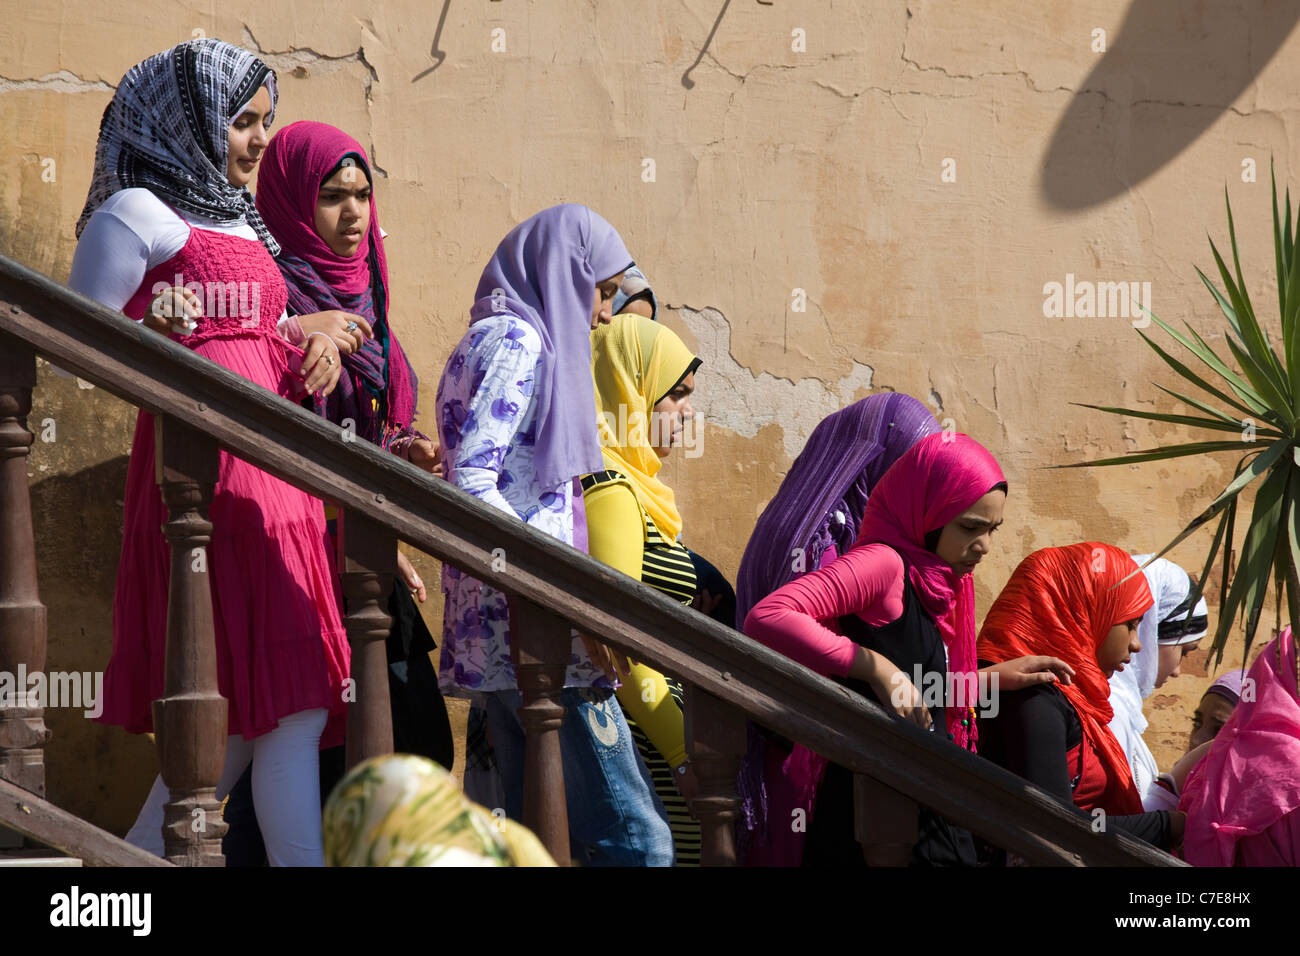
xmin=1040 ymin=0 xmax=1300 ymax=210
xmin=30 ymin=457 xmax=157 ymax=837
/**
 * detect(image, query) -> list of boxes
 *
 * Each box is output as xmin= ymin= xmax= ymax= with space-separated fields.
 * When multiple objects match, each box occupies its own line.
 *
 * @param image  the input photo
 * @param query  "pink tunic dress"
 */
xmin=98 ymin=225 xmax=350 ymax=739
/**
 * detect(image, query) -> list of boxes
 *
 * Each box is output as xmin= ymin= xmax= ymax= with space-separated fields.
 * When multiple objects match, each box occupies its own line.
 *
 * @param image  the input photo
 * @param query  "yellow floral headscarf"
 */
xmin=591 ymin=314 xmax=700 ymax=541
xmin=322 ymin=754 xmax=556 ymax=867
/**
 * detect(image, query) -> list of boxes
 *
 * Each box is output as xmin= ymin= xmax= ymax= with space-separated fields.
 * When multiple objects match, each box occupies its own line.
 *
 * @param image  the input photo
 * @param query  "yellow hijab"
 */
xmin=591 ymin=314 xmax=700 ymax=541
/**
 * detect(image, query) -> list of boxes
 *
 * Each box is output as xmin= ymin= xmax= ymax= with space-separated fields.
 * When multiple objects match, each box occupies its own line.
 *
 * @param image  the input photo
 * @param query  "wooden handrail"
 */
xmin=0 ymin=254 xmax=1182 ymax=866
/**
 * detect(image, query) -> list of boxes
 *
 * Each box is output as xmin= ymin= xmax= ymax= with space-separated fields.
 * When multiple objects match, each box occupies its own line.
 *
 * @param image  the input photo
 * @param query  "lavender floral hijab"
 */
xmin=468 ymin=204 xmax=633 ymax=490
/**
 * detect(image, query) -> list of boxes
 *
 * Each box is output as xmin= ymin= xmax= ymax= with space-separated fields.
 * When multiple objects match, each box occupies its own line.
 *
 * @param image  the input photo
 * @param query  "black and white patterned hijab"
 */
xmin=76 ymin=38 xmax=281 ymax=255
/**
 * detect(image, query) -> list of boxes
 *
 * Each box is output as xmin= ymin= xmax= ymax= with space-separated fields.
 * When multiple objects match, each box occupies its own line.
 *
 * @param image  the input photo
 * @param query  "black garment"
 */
xmin=685 ymin=549 xmax=737 ymax=628
xmin=802 ymin=558 xmax=978 ymax=867
xmin=977 ymin=676 xmax=1172 ymax=849
xmin=222 ymin=582 xmax=455 ymax=866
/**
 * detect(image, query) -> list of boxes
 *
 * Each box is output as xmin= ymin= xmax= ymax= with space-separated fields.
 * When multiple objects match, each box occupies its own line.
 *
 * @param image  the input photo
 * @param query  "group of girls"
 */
xmin=68 ymin=38 xmax=1298 ymax=868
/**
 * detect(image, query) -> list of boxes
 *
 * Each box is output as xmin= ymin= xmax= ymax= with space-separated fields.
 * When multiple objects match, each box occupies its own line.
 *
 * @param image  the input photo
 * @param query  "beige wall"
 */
xmin=2 ymin=0 xmax=1289 ymax=830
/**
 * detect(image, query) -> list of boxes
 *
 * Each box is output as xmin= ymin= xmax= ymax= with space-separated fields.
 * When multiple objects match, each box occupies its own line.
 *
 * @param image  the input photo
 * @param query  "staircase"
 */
xmin=0 ymin=253 xmax=1182 ymax=866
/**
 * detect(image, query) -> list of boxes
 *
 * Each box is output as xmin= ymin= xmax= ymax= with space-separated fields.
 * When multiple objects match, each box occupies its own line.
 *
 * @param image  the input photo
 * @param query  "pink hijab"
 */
xmin=855 ymin=432 xmax=1006 ymax=748
xmin=1180 ymin=626 xmax=1300 ymax=866
xmin=256 ymin=120 xmax=382 ymax=297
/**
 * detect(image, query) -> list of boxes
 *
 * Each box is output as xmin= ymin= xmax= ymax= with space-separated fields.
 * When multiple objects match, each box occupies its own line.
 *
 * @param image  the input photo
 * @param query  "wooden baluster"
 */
xmin=338 ymin=511 xmax=394 ymax=769
xmin=685 ymin=685 xmax=747 ymax=865
xmin=153 ymin=415 xmax=227 ymax=865
xmin=0 ymin=344 xmax=49 ymax=800
xmin=511 ymin=599 xmax=570 ymax=865
xmin=854 ymin=774 xmax=918 ymax=866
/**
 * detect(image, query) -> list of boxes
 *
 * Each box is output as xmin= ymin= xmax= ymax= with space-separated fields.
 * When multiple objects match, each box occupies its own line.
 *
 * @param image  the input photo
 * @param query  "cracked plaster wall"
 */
xmin=1 ymin=0 xmax=1292 ymax=830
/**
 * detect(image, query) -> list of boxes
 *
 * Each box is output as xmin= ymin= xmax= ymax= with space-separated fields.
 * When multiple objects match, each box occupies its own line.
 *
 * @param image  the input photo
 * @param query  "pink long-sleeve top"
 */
xmin=743 ymin=543 xmax=907 ymax=677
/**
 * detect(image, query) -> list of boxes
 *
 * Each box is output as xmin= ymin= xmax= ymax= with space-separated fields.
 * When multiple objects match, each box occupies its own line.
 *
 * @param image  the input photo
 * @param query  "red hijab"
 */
xmin=978 ymin=543 xmax=1152 ymax=814
xmin=855 ymin=432 xmax=1006 ymax=749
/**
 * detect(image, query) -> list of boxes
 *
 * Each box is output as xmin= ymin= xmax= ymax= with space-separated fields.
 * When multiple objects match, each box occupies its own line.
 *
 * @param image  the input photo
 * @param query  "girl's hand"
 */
xmin=297 ymin=310 xmax=373 ymax=355
xmin=579 ymin=633 xmax=634 ymax=683
xmin=397 ymin=549 xmax=425 ymax=603
xmin=850 ymin=647 xmax=932 ymax=730
xmin=145 ymin=286 xmax=201 ymax=335
xmin=981 ymin=655 xmax=1075 ymax=692
xmin=299 ymin=333 xmax=342 ymax=397
xmin=408 ymin=438 xmax=443 ymax=477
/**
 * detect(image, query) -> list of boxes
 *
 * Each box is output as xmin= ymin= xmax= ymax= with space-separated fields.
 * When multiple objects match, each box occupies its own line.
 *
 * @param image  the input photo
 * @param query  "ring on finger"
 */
xmin=325 ymin=355 xmax=335 ymax=366
xmin=346 ymin=321 xmax=358 ymax=333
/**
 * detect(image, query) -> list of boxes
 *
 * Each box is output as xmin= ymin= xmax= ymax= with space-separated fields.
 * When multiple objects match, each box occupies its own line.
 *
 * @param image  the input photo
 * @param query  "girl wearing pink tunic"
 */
xmin=69 ymin=39 xmax=351 ymax=866
xmin=1180 ymin=626 xmax=1300 ymax=866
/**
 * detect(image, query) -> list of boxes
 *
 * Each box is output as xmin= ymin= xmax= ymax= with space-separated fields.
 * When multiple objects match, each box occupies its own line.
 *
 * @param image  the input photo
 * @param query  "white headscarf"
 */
xmin=1108 ymin=555 xmax=1204 ymax=810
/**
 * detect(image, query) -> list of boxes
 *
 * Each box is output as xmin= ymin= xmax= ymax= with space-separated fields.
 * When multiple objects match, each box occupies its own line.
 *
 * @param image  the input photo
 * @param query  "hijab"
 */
xmin=322 ymin=755 xmax=555 ymax=867
xmin=590 ymin=313 xmax=700 ymax=541
xmin=254 ymin=120 xmax=416 ymax=447
xmin=77 ymin=38 xmax=280 ymax=254
xmin=735 ymin=393 xmax=940 ymax=629
xmin=1180 ymin=627 xmax=1300 ymax=866
xmin=855 ymin=431 xmax=1006 ymax=748
xmin=978 ymin=543 xmax=1153 ymax=814
xmin=612 ymin=266 xmax=657 ymax=319
xmin=1108 ymin=557 xmax=1200 ymax=808
xmin=468 ymin=204 xmax=633 ymax=491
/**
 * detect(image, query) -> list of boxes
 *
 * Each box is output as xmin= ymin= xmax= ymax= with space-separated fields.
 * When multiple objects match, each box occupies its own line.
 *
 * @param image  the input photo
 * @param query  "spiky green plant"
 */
xmin=1065 ymin=162 xmax=1300 ymax=669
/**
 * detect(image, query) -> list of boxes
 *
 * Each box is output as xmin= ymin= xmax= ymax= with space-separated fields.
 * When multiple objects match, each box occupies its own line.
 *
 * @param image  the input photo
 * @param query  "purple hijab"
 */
xmin=469 ymin=204 xmax=633 ymax=491
xmin=735 ymin=392 xmax=941 ymax=627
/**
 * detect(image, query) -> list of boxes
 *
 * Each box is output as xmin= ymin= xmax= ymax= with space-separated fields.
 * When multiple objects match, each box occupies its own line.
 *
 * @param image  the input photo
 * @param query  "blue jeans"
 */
xmin=485 ymin=687 xmax=674 ymax=866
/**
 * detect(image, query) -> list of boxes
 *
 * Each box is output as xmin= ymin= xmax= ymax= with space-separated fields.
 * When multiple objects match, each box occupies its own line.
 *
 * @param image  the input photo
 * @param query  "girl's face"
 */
xmin=1188 ymin=691 xmax=1236 ymax=751
xmin=592 ymin=272 xmax=625 ymax=329
xmin=1156 ymin=639 xmax=1201 ymax=687
xmin=1098 ymin=619 xmax=1142 ymax=676
xmin=226 ymin=85 xmax=272 ymax=188
xmin=315 ymin=162 xmax=372 ymax=257
xmin=650 ymin=371 xmax=696 ymax=459
xmin=933 ymin=488 xmax=1005 ymax=574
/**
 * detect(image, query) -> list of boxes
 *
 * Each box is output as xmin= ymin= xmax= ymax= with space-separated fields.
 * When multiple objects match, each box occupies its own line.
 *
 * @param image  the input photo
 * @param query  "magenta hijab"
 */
xmin=256 ymin=120 xmax=380 ymax=297
xmin=255 ymin=120 xmax=416 ymax=443
xmin=855 ymin=432 xmax=1006 ymax=748
xmin=1180 ymin=626 xmax=1300 ymax=866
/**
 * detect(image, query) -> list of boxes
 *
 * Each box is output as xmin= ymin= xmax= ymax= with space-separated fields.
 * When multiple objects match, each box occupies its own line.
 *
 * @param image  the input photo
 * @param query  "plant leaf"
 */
xmin=1152 ymin=383 xmax=1281 ymax=433
xmin=1224 ymin=334 xmax=1296 ymax=427
xmin=1054 ymin=440 xmax=1270 ymax=469
xmin=1209 ymin=232 xmax=1286 ymax=391
xmin=1139 ymin=321 xmax=1271 ymax=421
xmin=1070 ymin=402 xmax=1272 ymax=436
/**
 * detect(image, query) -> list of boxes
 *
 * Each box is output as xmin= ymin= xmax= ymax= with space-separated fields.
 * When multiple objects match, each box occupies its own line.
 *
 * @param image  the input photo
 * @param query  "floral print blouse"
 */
xmin=436 ymin=314 xmax=611 ymax=695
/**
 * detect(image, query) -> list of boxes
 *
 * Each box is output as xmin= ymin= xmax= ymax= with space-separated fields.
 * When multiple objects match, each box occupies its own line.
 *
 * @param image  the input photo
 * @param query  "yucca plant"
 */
xmin=1065 ymin=161 xmax=1300 ymax=673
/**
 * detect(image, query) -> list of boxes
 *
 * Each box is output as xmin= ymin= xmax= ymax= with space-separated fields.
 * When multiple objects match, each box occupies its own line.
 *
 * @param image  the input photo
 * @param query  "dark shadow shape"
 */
xmin=1040 ymin=0 xmax=1300 ymax=210
xmin=682 ymin=0 xmax=733 ymax=89
xmin=412 ymin=0 xmax=452 ymax=82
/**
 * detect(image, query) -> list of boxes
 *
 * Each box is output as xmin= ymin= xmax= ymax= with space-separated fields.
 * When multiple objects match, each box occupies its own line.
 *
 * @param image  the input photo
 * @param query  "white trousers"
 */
xmin=124 ymin=708 xmax=329 ymax=866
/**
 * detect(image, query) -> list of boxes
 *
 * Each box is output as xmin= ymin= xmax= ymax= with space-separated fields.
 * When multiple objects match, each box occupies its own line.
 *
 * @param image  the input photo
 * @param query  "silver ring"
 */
xmin=346 ymin=321 xmax=358 ymax=333
xmin=325 ymin=355 xmax=335 ymax=367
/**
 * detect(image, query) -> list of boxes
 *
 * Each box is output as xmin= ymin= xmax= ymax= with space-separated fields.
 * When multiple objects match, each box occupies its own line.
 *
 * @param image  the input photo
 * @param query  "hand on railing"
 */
xmin=407 ymin=437 xmax=443 ymax=478
xmin=296 ymin=310 xmax=374 ymax=355
xmin=397 ymin=549 xmax=426 ymax=603
xmin=145 ymin=286 xmax=201 ymax=336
